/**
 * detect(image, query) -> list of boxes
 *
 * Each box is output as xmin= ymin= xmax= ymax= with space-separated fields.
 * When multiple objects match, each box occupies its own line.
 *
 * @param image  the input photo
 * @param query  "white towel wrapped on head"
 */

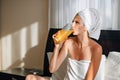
xmin=77 ymin=8 xmax=101 ymax=40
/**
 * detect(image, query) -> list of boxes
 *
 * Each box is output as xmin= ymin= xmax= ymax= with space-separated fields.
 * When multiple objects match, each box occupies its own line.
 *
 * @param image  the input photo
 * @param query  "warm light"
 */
xmin=30 ymin=22 xmax=39 ymax=47
xmin=1 ymin=22 xmax=39 ymax=69
xmin=1 ymin=35 xmax=12 ymax=69
xmin=20 ymin=27 xmax=27 ymax=59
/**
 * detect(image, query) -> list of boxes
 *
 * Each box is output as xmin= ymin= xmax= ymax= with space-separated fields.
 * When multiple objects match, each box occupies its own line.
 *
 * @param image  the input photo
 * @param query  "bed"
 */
xmin=43 ymin=28 xmax=120 ymax=79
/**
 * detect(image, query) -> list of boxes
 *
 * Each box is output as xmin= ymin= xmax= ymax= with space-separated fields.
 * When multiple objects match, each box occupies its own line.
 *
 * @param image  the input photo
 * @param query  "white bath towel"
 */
xmin=77 ymin=8 xmax=101 ymax=40
xmin=49 ymin=54 xmax=106 ymax=80
xmin=64 ymin=58 xmax=91 ymax=80
xmin=95 ymin=55 xmax=106 ymax=80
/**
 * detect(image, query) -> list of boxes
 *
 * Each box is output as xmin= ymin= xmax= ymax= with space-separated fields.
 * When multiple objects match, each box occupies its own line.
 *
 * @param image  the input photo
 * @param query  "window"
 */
xmin=49 ymin=0 xmax=120 ymax=30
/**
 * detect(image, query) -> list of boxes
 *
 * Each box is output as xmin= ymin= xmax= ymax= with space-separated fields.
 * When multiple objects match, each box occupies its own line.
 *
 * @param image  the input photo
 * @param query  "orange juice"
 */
xmin=53 ymin=29 xmax=73 ymax=44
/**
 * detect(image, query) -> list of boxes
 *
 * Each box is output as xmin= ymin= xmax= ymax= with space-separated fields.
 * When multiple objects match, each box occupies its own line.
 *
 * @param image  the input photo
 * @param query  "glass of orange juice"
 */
xmin=53 ymin=23 xmax=73 ymax=44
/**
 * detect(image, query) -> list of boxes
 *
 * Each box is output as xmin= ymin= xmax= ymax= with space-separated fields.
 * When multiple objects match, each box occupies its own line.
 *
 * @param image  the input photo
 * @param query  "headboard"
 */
xmin=43 ymin=28 xmax=120 ymax=77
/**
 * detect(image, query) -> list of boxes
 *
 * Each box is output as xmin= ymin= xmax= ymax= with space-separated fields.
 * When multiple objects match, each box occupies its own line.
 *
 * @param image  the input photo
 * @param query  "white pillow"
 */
xmin=47 ymin=52 xmax=67 ymax=80
xmin=104 ymin=51 xmax=120 ymax=80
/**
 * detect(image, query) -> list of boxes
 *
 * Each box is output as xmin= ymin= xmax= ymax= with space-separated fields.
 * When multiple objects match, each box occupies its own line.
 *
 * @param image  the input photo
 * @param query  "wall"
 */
xmin=0 ymin=0 xmax=2 ymax=70
xmin=0 ymin=0 xmax=48 ymax=70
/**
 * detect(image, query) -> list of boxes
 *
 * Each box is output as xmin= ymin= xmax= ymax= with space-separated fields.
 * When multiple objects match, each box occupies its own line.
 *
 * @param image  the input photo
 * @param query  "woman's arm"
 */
xmin=85 ymin=45 xmax=102 ymax=80
xmin=49 ymin=40 xmax=69 ymax=73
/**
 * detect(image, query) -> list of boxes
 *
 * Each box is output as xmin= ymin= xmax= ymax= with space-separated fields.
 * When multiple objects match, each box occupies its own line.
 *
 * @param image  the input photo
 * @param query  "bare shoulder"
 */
xmin=65 ymin=37 xmax=75 ymax=44
xmin=91 ymin=39 xmax=102 ymax=57
xmin=63 ymin=37 xmax=76 ymax=48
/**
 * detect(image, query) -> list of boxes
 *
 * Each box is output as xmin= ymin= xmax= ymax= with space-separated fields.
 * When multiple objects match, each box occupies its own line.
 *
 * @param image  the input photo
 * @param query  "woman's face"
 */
xmin=72 ymin=14 xmax=87 ymax=35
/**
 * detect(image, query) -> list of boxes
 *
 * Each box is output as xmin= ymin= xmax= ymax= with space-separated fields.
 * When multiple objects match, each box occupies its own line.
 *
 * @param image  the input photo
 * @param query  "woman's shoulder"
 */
xmin=63 ymin=37 xmax=76 ymax=47
xmin=90 ymin=39 xmax=102 ymax=54
xmin=90 ymin=38 xmax=101 ymax=47
xmin=65 ymin=37 xmax=76 ymax=43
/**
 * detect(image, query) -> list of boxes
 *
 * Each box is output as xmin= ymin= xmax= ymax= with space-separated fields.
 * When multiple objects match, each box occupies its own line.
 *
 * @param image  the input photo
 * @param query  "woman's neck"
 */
xmin=76 ymin=32 xmax=89 ymax=47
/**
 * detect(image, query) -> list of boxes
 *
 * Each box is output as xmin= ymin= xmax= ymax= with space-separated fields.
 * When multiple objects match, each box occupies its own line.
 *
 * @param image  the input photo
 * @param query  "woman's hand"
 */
xmin=52 ymin=31 xmax=60 ymax=44
xmin=52 ymin=32 xmax=64 ymax=49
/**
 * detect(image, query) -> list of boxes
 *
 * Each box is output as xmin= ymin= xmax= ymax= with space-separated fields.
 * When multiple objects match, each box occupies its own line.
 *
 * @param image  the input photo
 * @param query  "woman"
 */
xmin=26 ymin=8 xmax=102 ymax=80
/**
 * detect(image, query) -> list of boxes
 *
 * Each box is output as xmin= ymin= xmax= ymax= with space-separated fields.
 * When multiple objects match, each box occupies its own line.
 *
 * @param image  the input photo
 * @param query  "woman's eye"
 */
xmin=72 ymin=21 xmax=80 ymax=24
xmin=75 ymin=21 xmax=79 ymax=24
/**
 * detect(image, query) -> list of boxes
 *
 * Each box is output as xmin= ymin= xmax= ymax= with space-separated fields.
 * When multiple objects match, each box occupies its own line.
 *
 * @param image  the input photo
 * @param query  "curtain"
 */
xmin=48 ymin=0 xmax=120 ymax=30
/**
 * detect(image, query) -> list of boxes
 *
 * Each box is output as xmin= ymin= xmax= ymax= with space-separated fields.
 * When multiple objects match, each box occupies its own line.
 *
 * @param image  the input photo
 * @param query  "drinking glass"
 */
xmin=53 ymin=23 xmax=73 ymax=44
